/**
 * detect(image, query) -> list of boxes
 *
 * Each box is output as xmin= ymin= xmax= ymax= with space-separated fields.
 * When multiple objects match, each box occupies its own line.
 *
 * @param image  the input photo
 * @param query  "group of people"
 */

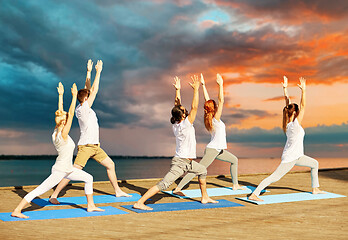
xmin=11 ymin=60 xmax=324 ymax=218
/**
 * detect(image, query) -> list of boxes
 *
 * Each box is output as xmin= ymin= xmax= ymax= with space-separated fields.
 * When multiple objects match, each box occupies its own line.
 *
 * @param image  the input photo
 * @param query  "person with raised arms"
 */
xmin=133 ymin=76 xmax=218 ymax=210
xmin=49 ymin=60 xmax=130 ymax=204
xmin=11 ymin=82 xmax=103 ymax=219
xmin=173 ymin=74 xmax=244 ymax=195
xmin=249 ymin=76 xmax=325 ymax=201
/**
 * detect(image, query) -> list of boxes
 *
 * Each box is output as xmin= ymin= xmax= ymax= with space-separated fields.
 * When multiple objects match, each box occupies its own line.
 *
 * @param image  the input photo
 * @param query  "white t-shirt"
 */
xmin=52 ymin=129 xmax=75 ymax=173
xmin=173 ymin=118 xmax=196 ymax=159
xmin=281 ymin=118 xmax=305 ymax=163
xmin=75 ymin=101 xmax=99 ymax=145
xmin=206 ymin=118 xmax=227 ymax=151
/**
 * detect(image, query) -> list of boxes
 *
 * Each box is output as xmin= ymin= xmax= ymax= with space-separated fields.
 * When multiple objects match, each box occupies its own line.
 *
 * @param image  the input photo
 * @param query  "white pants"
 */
xmin=24 ymin=168 xmax=93 ymax=203
xmin=253 ymin=155 xmax=320 ymax=196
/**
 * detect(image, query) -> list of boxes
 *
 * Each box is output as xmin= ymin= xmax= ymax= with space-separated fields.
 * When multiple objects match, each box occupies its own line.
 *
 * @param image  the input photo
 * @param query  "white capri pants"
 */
xmin=24 ymin=168 xmax=93 ymax=203
xmin=253 ymin=155 xmax=319 ymax=196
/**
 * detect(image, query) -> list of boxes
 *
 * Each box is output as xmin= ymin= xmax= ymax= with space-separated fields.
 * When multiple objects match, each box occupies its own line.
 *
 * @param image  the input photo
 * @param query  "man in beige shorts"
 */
xmin=50 ymin=60 xmax=130 ymax=204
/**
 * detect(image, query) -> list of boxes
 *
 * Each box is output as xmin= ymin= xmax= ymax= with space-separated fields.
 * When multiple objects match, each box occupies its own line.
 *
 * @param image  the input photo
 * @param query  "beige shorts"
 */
xmin=74 ymin=144 xmax=108 ymax=167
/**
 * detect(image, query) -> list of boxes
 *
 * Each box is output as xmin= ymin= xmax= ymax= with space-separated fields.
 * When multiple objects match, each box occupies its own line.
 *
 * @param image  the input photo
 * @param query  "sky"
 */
xmin=0 ymin=0 xmax=347 ymax=158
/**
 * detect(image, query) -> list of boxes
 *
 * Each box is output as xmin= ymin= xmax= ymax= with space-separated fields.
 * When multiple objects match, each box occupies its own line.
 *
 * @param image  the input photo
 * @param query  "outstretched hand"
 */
xmin=95 ymin=60 xmax=103 ymax=72
xmin=297 ymin=77 xmax=306 ymax=91
xmin=200 ymin=73 xmax=205 ymax=85
xmin=189 ymin=75 xmax=200 ymax=89
xmin=57 ymin=82 xmax=64 ymax=95
xmin=173 ymin=76 xmax=181 ymax=90
xmin=87 ymin=59 xmax=93 ymax=72
xmin=282 ymin=76 xmax=288 ymax=88
xmin=71 ymin=83 xmax=78 ymax=96
xmin=216 ymin=73 xmax=223 ymax=85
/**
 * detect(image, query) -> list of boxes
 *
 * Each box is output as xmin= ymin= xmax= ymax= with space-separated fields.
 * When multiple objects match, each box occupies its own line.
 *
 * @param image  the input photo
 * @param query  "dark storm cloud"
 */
xmin=225 ymin=123 xmax=348 ymax=147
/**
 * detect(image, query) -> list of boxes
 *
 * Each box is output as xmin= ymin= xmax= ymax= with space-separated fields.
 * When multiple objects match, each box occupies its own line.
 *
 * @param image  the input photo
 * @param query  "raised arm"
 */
xmin=84 ymin=59 xmax=93 ymax=90
xmin=173 ymin=76 xmax=181 ymax=106
xmin=187 ymin=75 xmax=200 ymax=124
xmin=296 ymin=77 xmax=306 ymax=124
xmin=87 ymin=60 xmax=103 ymax=107
xmin=200 ymin=73 xmax=210 ymax=101
xmin=61 ymin=83 xmax=78 ymax=140
xmin=214 ymin=74 xmax=224 ymax=121
xmin=57 ymin=82 xmax=64 ymax=111
xmin=282 ymin=76 xmax=291 ymax=106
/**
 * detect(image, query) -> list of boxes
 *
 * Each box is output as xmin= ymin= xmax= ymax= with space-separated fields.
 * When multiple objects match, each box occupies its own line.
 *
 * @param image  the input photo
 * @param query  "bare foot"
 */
xmin=87 ymin=206 xmax=105 ymax=212
xmin=49 ymin=198 xmax=60 ymax=205
xmin=312 ymin=188 xmax=326 ymax=194
xmin=115 ymin=191 xmax=132 ymax=197
xmin=248 ymin=193 xmax=264 ymax=201
xmin=232 ymin=184 xmax=245 ymax=191
xmin=201 ymin=197 xmax=219 ymax=204
xmin=172 ymin=191 xmax=186 ymax=197
xmin=133 ymin=202 xmax=153 ymax=211
xmin=11 ymin=211 xmax=29 ymax=219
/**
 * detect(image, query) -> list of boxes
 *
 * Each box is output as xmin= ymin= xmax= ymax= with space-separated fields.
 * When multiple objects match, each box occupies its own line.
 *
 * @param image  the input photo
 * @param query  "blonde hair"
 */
xmin=55 ymin=110 xmax=68 ymax=127
xmin=204 ymin=100 xmax=217 ymax=132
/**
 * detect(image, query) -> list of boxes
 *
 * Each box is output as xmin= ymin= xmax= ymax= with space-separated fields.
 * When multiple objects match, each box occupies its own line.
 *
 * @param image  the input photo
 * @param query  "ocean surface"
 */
xmin=0 ymin=157 xmax=347 ymax=187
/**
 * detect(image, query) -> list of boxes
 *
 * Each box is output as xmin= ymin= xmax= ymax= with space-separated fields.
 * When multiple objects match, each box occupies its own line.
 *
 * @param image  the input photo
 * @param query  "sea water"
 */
xmin=0 ymin=157 xmax=347 ymax=187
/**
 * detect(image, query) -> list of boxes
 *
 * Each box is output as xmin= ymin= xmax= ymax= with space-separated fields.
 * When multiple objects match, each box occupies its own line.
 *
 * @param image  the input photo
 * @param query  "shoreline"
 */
xmin=1 ymin=167 xmax=347 ymax=190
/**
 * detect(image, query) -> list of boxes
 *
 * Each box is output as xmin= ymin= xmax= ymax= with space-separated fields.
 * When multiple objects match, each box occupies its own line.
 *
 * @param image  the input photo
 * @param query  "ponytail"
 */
xmin=170 ymin=105 xmax=186 ymax=124
xmin=203 ymin=100 xmax=217 ymax=132
xmin=282 ymin=103 xmax=299 ymax=133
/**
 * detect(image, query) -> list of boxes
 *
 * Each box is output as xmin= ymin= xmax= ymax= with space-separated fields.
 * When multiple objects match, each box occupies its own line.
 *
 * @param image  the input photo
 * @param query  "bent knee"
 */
xmin=85 ymin=174 xmax=93 ymax=183
xmin=156 ymin=180 xmax=171 ymax=191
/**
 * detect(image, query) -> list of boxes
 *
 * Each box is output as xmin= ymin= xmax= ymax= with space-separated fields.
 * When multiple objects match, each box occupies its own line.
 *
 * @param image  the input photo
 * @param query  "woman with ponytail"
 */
xmin=133 ymin=76 xmax=218 ymax=210
xmin=249 ymin=76 xmax=325 ymax=201
xmin=174 ymin=74 xmax=244 ymax=195
xmin=11 ymin=82 xmax=103 ymax=218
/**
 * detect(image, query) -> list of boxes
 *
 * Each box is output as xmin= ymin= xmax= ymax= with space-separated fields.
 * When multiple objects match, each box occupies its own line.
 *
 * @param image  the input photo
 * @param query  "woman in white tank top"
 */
xmin=249 ymin=76 xmax=325 ymax=201
xmin=174 ymin=74 xmax=244 ymax=193
xmin=11 ymin=82 xmax=104 ymax=219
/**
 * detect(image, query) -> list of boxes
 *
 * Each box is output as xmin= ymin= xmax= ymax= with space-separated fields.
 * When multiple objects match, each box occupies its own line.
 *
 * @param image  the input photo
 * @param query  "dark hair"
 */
xmin=77 ymin=89 xmax=90 ymax=103
xmin=204 ymin=100 xmax=217 ymax=132
xmin=170 ymin=105 xmax=188 ymax=124
xmin=282 ymin=103 xmax=299 ymax=133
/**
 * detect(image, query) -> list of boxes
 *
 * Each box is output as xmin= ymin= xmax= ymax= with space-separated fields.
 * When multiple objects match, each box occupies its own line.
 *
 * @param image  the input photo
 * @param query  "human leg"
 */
xmin=189 ymin=160 xmax=218 ymax=204
xmin=49 ymin=145 xmax=93 ymax=202
xmin=249 ymin=161 xmax=295 ymax=201
xmin=295 ymin=155 xmax=325 ymax=194
xmin=12 ymin=170 xmax=66 ymax=218
xmin=99 ymin=157 xmax=131 ymax=197
xmin=134 ymin=157 xmax=188 ymax=210
xmin=216 ymin=150 xmax=243 ymax=190
xmin=65 ymin=168 xmax=104 ymax=212
xmin=174 ymin=148 xmax=219 ymax=192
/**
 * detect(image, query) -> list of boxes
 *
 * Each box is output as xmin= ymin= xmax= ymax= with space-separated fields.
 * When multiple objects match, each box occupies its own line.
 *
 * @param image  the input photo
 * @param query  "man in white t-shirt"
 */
xmin=50 ymin=60 xmax=130 ymax=203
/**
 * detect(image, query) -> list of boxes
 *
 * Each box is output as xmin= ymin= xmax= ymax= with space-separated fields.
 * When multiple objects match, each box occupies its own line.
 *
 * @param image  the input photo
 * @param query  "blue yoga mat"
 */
xmin=236 ymin=191 xmax=346 ymax=205
xmin=121 ymin=199 xmax=244 ymax=213
xmin=163 ymin=186 xmax=267 ymax=199
xmin=0 ymin=206 xmax=128 ymax=222
xmin=32 ymin=193 xmax=142 ymax=207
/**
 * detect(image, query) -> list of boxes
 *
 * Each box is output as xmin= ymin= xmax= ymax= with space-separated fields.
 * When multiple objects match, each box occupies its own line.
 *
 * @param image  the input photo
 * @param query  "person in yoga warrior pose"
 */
xmin=173 ymin=74 xmax=243 ymax=195
xmin=249 ymin=76 xmax=325 ymax=201
xmin=11 ymin=82 xmax=104 ymax=219
xmin=49 ymin=59 xmax=130 ymax=204
xmin=133 ymin=76 xmax=218 ymax=210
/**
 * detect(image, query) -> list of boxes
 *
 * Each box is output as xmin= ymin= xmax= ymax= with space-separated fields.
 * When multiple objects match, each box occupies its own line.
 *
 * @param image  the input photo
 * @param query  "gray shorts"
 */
xmin=157 ymin=157 xmax=207 ymax=191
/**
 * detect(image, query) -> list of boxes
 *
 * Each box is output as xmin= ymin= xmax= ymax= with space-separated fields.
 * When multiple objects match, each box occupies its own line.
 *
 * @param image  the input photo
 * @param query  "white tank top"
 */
xmin=281 ymin=118 xmax=305 ymax=163
xmin=52 ymin=129 xmax=75 ymax=173
xmin=206 ymin=118 xmax=227 ymax=151
xmin=173 ymin=118 xmax=196 ymax=159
